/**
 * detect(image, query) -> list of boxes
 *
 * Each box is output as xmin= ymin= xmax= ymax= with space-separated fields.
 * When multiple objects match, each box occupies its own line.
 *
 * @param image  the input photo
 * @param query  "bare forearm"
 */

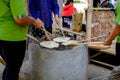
xmin=14 ymin=16 xmax=36 ymax=26
xmin=107 ymin=25 xmax=120 ymax=42
xmin=14 ymin=16 xmax=44 ymax=28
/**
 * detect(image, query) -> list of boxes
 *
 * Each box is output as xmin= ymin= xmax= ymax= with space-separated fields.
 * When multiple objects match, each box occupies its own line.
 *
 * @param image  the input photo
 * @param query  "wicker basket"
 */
xmin=72 ymin=12 xmax=83 ymax=32
xmin=91 ymin=8 xmax=115 ymax=42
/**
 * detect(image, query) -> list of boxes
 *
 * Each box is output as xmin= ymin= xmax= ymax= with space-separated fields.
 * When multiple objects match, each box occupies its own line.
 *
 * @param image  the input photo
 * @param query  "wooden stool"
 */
xmin=0 ymin=58 xmax=23 ymax=80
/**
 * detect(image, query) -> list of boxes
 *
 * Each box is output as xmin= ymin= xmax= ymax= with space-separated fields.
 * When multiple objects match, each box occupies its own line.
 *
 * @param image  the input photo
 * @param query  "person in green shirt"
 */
xmin=0 ymin=0 xmax=44 ymax=80
xmin=104 ymin=0 xmax=120 ymax=66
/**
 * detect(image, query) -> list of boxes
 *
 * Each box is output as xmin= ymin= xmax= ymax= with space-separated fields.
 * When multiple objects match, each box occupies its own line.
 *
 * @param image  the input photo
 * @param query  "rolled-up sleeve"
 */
xmin=10 ymin=0 xmax=27 ymax=18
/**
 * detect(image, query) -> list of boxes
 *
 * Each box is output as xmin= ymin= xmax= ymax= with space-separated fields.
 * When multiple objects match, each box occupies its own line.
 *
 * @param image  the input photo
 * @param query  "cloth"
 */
xmin=29 ymin=0 xmax=59 ymax=28
xmin=62 ymin=16 xmax=72 ymax=28
xmin=115 ymin=0 xmax=120 ymax=43
xmin=62 ymin=4 xmax=77 ymax=17
xmin=62 ymin=4 xmax=77 ymax=28
xmin=115 ymin=1 xmax=120 ymax=66
xmin=116 ymin=43 xmax=120 ymax=66
xmin=0 ymin=0 xmax=28 ymax=41
xmin=100 ymin=2 xmax=114 ymax=8
xmin=0 ymin=0 xmax=28 ymax=80
xmin=0 ymin=40 xmax=26 ymax=80
xmin=29 ymin=24 xmax=52 ymax=41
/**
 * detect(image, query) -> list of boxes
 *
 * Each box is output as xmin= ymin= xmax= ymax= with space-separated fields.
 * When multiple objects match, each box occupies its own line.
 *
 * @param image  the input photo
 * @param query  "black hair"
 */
xmin=93 ymin=0 xmax=100 ymax=7
xmin=65 ymin=0 xmax=73 ymax=5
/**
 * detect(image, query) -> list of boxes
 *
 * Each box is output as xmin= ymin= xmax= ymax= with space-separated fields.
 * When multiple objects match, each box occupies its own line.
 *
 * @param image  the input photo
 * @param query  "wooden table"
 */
xmin=89 ymin=45 xmax=116 ymax=69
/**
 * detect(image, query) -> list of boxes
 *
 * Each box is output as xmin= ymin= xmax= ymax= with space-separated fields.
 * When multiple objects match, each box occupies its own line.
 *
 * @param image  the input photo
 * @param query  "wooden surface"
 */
xmin=89 ymin=42 xmax=116 ymax=68
xmin=100 ymin=48 xmax=115 ymax=56
xmin=99 ymin=40 xmax=116 ymax=56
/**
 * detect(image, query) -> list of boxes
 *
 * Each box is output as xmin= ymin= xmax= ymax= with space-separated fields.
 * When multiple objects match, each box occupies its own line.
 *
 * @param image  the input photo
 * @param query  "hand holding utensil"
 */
xmin=41 ymin=26 xmax=52 ymax=41
xmin=57 ymin=24 xmax=65 ymax=37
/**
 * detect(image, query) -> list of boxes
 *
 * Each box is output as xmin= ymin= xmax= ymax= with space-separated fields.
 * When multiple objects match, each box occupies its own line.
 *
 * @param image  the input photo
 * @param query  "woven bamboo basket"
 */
xmin=91 ymin=8 xmax=115 ymax=42
xmin=72 ymin=12 xmax=83 ymax=32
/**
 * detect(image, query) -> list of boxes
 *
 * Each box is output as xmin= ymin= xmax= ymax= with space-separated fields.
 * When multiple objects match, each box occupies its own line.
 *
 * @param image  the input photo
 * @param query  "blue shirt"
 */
xmin=100 ymin=2 xmax=114 ymax=8
xmin=29 ymin=0 xmax=59 ymax=28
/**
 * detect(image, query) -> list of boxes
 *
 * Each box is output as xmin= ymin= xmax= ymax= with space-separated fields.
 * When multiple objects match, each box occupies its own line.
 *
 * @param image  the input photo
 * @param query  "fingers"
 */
xmin=54 ymin=15 xmax=60 ymax=25
xmin=55 ymin=18 xmax=60 ymax=25
xmin=104 ymin=40 xmax=112 ymax=46
xmin=34 ymin=18 xmax=44 ymax=28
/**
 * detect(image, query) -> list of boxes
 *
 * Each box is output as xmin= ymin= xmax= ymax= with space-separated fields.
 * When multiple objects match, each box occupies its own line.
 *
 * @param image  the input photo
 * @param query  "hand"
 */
xmin=34 ymin=18 xmax=44 ymax=28
xmin=104 ymin=39 xmax=112 ymax=46
xmin=54 ymin=15 xmax=60 ymax=25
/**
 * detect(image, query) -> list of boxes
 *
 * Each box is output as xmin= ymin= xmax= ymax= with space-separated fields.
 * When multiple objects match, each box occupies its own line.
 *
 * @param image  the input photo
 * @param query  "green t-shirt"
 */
xmin=0 ymin=0 xmax=28 ymax=41
xmin=115 ymin=0 xmax=120 ymax=43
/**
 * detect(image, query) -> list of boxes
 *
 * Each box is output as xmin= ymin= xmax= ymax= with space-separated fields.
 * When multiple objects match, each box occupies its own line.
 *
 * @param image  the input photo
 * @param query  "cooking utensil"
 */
xmin=40 ymin=28 xmax=52 ymax=36
xmin=78 ymin=35 xmax=108 ymax=43
xmin=26 ymin=34 xmax=59 ymax=48
xmin=88 ymin=42 xmax=110 ymax=49
xmin=26 ymin=34 xmax=40 ymax=43
xmin=57 ymin=25 xmax=65 ymax=37
xmin=41 ymin=26 xmax=52 ymax=40
xmin=62 ymin=40 xmax=80 ymax=46
xmin=76 ymin=35 xmax=110 ymax=49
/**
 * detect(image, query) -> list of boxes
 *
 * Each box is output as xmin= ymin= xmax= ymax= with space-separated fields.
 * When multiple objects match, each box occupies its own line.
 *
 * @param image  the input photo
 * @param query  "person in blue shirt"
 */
xmin=100 ymin=0 xmax=114 ymax=8
xmin=28 ymin=0 xmax=60 ymax=40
